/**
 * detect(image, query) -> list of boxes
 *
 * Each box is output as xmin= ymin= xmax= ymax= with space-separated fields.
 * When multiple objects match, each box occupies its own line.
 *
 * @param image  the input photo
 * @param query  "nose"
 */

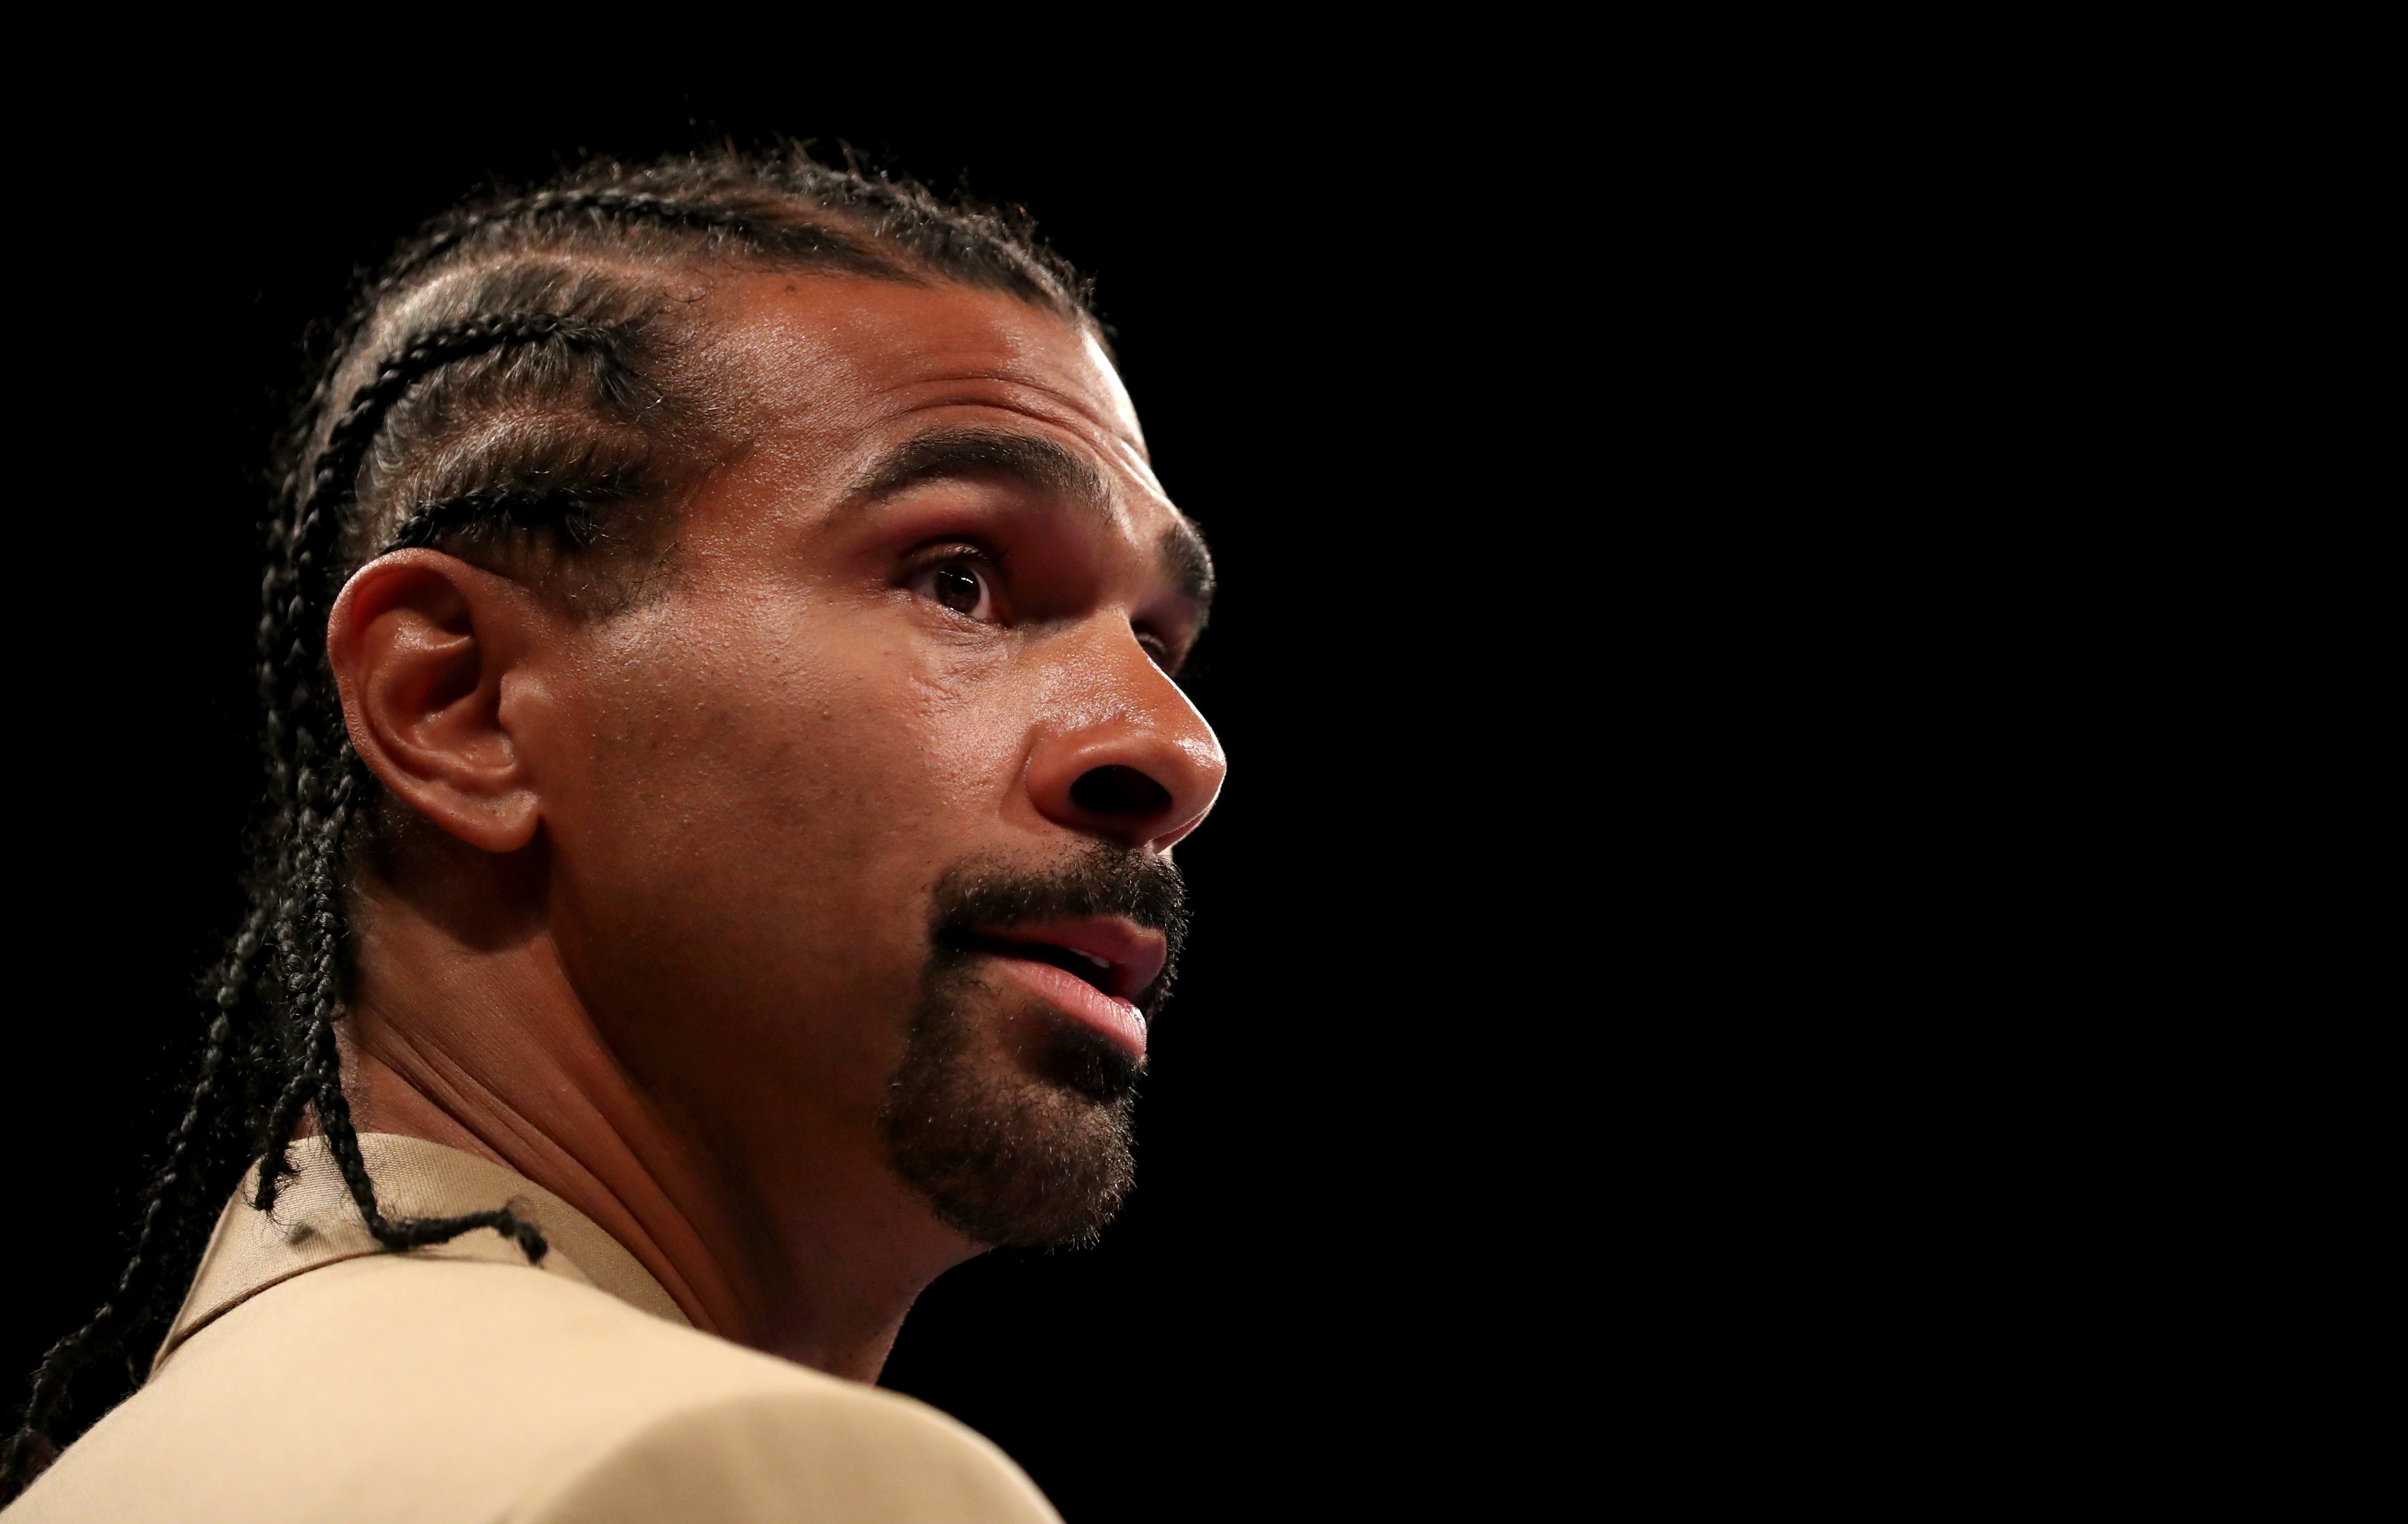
xmin=1025 ymin=633 xmax=1227 ymax=852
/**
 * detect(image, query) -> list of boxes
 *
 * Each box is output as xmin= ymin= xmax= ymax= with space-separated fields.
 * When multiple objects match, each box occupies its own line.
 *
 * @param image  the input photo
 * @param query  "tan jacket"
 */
xmin=10 ymin=1135 xmax=1060 ymax=1523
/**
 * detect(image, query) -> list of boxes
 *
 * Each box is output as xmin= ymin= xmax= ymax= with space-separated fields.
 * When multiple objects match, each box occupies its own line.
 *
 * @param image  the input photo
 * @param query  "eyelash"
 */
xmin=904 ymin=540 xmax=1000 ymax=576
xmin=900 ymin=540 xmax=1187 ymax=674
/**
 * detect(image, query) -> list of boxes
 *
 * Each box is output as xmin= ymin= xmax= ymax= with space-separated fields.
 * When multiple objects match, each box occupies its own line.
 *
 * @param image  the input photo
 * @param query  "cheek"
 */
xmin=585 ymin=617 xmax=926 ymax=882
xmin=539 ymin=589 xmax=1032 ymax=1010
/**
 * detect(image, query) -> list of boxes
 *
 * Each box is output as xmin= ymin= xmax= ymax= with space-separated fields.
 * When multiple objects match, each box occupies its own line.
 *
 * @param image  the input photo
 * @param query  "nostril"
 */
xmin=1070 ymin=765 xmax=1173 ymax=818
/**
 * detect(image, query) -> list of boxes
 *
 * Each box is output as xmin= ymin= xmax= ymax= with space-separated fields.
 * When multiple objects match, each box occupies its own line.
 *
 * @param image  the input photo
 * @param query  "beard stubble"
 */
xmin=876 ymin=850 xmax=1184 ymax=1249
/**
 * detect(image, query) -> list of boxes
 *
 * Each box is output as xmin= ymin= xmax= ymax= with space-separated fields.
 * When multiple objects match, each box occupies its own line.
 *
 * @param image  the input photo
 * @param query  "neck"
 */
xmin=337 ymin=840 xmax=976 ymax=1382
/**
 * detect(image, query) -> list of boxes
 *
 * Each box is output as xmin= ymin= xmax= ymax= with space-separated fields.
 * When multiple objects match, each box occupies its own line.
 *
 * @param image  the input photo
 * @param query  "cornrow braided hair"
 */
xmin=0 ymin=143 xmax=1099 ymax=1502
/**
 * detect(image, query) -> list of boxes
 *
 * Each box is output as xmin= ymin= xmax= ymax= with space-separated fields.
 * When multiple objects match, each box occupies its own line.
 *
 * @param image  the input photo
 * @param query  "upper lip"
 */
xmin=964 ymin=916 xmax=1168 ymax=1002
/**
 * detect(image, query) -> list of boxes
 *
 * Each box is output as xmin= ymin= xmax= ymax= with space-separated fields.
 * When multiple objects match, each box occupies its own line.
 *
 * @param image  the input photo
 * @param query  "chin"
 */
xmin=876 ymin=969 xmax=1143 ymax=1250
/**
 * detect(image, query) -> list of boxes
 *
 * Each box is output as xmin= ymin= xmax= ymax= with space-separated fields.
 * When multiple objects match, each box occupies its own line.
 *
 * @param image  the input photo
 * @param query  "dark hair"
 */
xmin=0 ymin=143 xmax=1098 ymax=1500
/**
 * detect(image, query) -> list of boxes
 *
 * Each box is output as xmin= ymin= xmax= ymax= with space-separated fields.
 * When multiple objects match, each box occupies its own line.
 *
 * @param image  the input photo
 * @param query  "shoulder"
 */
xmin=506 ymin=1386 xmax=1060 ymax=1523
xmin=16 ymin=1255 xmax=1055 ymax=1524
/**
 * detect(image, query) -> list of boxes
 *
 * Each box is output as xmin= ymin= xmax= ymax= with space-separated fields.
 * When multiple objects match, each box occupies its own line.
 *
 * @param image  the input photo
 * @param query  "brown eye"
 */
xmin=932 ymin=565 xmax=981 ymax=612
xmin=911 ymin=557 xmax=998 ymax=622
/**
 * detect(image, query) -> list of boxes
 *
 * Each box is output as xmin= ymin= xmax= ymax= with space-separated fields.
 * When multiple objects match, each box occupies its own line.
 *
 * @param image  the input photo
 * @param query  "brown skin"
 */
xmin=323 ymin=272 xmax=1225 ymax=1381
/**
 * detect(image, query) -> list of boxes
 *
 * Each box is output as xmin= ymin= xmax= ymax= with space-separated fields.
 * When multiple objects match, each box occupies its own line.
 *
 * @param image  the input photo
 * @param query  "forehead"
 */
xmin=691 ymin=271 xmax=1169 ymax=521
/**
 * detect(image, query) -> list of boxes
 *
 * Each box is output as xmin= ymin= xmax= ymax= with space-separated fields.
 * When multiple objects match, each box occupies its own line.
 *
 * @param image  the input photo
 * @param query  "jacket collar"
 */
xmin=156 ymin=1132 xmax=688 ymax=1375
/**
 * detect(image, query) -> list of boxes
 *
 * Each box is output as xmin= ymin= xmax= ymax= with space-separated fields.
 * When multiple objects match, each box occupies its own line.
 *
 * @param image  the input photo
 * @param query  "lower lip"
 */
xmin=984 ymin=955 xmax=1148 ymax=1058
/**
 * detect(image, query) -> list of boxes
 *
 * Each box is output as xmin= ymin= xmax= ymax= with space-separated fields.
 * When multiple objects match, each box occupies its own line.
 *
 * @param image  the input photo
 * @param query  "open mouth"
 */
xmin=963 ymin=936 xmax=1128 ymax=997
xmin=945 ymin=916 xmax=1170 ymax=1059
xmin=956 ymin=915 xmax=1167 ymax=1004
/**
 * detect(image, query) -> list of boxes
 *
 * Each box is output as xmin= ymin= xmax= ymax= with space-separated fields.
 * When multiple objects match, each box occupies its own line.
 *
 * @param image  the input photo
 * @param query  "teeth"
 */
xmin=1072 ymin=950 xmax=1111 ymax=970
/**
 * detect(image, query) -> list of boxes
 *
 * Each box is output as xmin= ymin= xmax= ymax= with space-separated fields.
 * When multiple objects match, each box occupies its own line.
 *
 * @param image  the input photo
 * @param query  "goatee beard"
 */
xmin=878 ymin=849 xmax=1186 ymax=1249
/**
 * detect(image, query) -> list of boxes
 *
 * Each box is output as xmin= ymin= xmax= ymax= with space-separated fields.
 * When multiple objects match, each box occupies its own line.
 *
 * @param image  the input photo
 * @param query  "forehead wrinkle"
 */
xmin=848 ymin=424 xmax=1115 ymax=526
xmin=870 ymin=363 xmax=1149 ymax=466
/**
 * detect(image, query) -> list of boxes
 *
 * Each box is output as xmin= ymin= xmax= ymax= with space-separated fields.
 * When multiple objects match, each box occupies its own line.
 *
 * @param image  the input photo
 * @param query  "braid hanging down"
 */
xmin=0 ymin=143 xmax=1101 ymax=1502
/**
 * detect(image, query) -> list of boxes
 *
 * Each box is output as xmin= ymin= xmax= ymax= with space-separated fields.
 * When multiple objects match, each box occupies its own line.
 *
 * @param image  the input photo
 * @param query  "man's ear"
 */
xmin=326 ymin=550 xmax=549 ymax=854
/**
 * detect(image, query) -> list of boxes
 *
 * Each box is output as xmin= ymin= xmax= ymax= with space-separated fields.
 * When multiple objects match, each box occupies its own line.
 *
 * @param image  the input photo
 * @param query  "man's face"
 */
xmin=522 ymin=272 xmax=1224 ymax=1251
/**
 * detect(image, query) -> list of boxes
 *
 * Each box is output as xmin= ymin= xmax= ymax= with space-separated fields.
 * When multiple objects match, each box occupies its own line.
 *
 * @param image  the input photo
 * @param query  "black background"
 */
xmin=0 ymin=38 xmax=2342 ymax=1518
xmin=2 ymin=52 xmax=2135 ymax=1512
xmin=2 ymin=82 xmax=1634 ymax=1517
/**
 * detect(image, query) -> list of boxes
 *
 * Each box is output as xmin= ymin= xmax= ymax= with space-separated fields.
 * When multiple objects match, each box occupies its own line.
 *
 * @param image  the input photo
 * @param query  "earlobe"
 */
xmin=326 ymin=550 xmax=547 ymax=854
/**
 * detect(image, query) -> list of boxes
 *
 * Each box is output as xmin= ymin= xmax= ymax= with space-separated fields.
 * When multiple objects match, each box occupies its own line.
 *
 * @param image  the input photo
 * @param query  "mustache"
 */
xmin=928 ymin=848 xmax=1190 ymax=1009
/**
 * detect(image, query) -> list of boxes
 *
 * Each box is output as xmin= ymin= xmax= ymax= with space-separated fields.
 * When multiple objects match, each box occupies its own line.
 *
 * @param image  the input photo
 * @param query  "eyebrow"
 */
xmin=851 ymin=424 xmax=1216 ymax=621
xmin=1161 ymin=521 xmax=1215 ymax=626
xmin=852 ymin=426 xmax=1113 ymax=523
